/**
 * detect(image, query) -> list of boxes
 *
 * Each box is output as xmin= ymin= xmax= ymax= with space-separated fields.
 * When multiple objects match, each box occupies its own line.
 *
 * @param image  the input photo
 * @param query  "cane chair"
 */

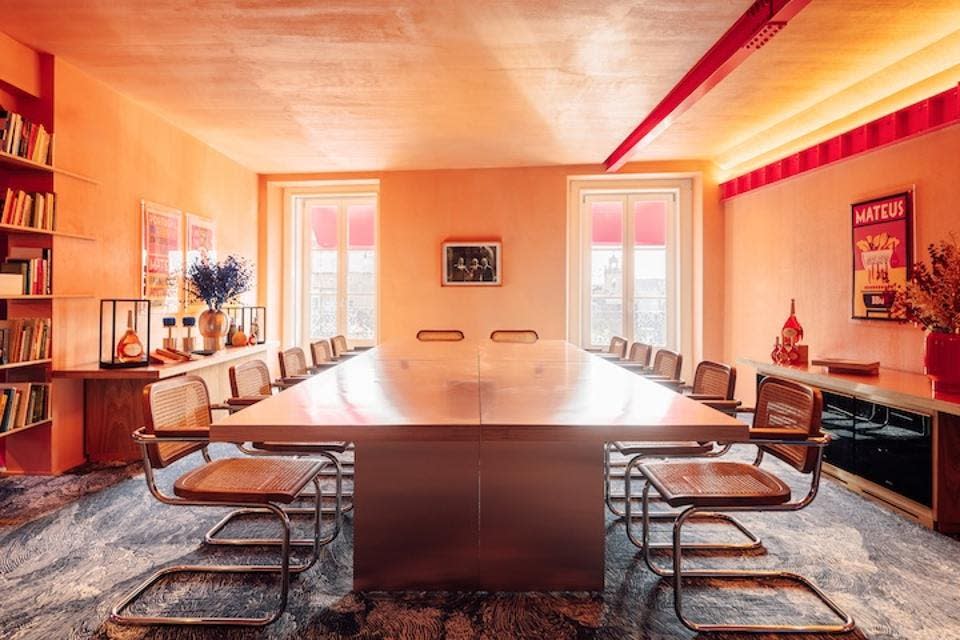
xmin=310 ymin=339 xmax=339 ymax=369
xmin=489 ymin=329 xmax=539 ymax=343
xmin=277 ymin=347 xmax=316 ymax=387
xmin=589 ymin=335 xmax=627 ymax=359
xmin=416 ymin=329 xmax=465 ymax=341
xmin=213 ymin=359 xmax=353 ymax=537
xmin=625 ymin=342 xmax=653 ymax=367
xmin=110 ymin=375 xmax=329 ymax=626
xmin=331 ymin=334 xmax=368 ymax=359
xmin=605 ymin=361 xmax=755 ymax=548
xmin=631 ymin=377 xmax=855 ymax=634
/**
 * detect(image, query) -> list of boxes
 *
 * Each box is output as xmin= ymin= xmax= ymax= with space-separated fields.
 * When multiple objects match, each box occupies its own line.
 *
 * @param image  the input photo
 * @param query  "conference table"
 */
xmin=210 ymin=339 xmax=748 ymax=591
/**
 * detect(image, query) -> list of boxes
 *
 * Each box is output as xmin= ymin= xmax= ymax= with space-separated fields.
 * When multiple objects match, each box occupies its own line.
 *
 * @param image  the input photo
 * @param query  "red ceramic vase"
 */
xmin=925 ymin=332 xmax=960 ymax=394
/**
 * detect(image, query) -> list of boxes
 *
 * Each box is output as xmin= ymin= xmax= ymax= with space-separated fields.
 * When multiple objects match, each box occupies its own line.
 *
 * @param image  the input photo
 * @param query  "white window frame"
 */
xmin=282 ymin=181 xmax=380 ymax=351
xmin=580 ymin=191 xmax=678 ymax=350
xmin=567 ymin=174 xmax=698 ymax=378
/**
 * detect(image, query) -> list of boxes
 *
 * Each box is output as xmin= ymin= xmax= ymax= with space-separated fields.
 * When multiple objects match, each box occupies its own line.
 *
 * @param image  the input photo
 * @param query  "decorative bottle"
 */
xmin=116 ymin=310 xmax=145 ymax=363
xmin=771 ymin=337 xmax=785 ymax=364
xmin=781 ymin=299 xmax=804 ymax=348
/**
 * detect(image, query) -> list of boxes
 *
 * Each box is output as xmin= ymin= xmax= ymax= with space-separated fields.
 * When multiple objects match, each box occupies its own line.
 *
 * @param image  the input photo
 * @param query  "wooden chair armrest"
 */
xmin=617 ymin=363 xmax=651 ymax=373
xmin=225 ymin=396 xmax=270 ymax=407
xmin=686 ymin=393 xmax=726 ymax=401
xmin=652 ymin=378 xmax=684 ymax=391
xmin=698 ymin=399 xmax=742 ymax=413
xmin=749 ymin=427 xmax=813 ymax=440
xmin=352 ymin=346 xmax=374 ymax=351
xmin=308 ymin=363 xmax=338 ymax=374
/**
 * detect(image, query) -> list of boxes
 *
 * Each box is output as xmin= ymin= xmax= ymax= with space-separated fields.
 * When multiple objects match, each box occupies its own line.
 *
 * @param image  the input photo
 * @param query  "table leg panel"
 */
xmin=479 ymin=440 xmax=605 ymax=591
xmin=353 ymin=440 xmax=480 ymax=590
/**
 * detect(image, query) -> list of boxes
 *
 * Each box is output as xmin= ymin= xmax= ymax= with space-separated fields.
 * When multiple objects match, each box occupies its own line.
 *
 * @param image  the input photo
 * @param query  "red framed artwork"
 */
xmin=851 ymin=191 xmax=913 ymax=320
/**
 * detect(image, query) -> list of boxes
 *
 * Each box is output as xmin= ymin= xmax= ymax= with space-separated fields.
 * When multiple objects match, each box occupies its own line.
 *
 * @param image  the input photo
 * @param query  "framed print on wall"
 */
xmin=184 ymin=213 xmax=217 ymax=307
xmin=185 ymin=213 xmax=217 ymax=264
xmin=141 ymin=200 xmax=183 ymax=312
xmin=851 ymin=190 xmax=913 ymax=320
xmin=442 ymin=241 xmax=501 ymax=286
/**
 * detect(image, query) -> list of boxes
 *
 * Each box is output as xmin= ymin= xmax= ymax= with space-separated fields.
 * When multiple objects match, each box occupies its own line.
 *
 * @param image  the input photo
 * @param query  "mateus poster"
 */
xmin=851 ymin=191 xmax=913 ymax=320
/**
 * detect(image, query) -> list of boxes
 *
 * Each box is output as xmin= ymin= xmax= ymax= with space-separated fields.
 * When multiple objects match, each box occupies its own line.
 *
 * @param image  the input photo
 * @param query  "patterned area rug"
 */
xmin=1 ymin=445 xmax=959 ymax=640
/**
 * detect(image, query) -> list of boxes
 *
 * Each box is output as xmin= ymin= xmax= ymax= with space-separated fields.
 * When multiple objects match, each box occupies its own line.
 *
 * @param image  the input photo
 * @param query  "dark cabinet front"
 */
xmin=853 ymin=401 xmax=932 ymax=506
xmin=755 ymin=374 xmax=933 ymax=508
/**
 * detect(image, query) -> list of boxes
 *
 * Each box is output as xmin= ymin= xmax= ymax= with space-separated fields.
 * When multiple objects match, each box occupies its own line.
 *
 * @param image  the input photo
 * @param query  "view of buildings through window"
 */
xmin=586 ymin=195 xmax=672 ymax=348
xmin=306 ymin=198 xmax=377 ymax=344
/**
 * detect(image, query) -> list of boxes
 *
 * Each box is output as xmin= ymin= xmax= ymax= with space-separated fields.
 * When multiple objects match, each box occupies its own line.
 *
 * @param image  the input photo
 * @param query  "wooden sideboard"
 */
xmin=54 ymin=343 xmax=275 ymax=463
xmin=745 ymin=360 xmax=960 ymax=533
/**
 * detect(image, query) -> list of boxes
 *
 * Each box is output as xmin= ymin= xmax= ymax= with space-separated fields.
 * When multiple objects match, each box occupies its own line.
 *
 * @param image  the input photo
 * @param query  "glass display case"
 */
xmin=99 ymin=299 xmax=151 ymax=368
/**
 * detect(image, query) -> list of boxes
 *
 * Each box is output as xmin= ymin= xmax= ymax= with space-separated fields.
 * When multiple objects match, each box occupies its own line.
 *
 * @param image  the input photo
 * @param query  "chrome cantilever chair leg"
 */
xmin=639 ymin=481 xmax=855 ymax=634
xmin=206 ymin=454 xmax=343 ymax=548
xmin=621 ymin=451 xmax=761 ymax=551
xmin=111 ymin=477 xmax=323 ymax=626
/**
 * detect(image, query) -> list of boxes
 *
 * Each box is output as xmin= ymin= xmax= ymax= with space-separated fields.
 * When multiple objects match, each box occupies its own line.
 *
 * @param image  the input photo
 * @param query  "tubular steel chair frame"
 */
xmin=636 ymin=436 xmax=854 ymax=634
xmin=110 ymin=376 xmax=327 ymax=627
xmin=489 ymin=329 xmax=539 ymax=343
xmin=416 ymin=329 xmax=465 ymax=341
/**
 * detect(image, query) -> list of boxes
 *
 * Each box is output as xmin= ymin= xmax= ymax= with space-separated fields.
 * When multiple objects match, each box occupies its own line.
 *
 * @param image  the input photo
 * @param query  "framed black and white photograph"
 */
xmin=442 ymin=241 xmax=501 ymax=286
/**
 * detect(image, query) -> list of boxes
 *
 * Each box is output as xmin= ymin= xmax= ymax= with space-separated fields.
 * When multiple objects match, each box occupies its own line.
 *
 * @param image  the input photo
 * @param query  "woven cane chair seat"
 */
xmin=639 ymin=460 xmax=791 ymax=508
xmin=173 ymin=457 xmax=325 ymax=504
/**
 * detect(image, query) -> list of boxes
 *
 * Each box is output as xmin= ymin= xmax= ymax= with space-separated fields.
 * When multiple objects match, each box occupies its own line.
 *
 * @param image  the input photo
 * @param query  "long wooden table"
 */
xmin=211 ymin=340 xmax=747 ymax=591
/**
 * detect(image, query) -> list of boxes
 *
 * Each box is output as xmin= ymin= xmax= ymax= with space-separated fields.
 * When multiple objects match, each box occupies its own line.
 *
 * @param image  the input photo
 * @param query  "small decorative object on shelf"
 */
xmin=243 ymin=306 xmax=266 ymax=345
xmin=231 ymin=325 xmax=248 ymax=347
xmin=771 ymin=336 xmax=786 ymax=364
xmin=225 ymin=318 xmax=237 ymax=346
xmin=894 ymin=235 xmax=960 ymax=393
xmin=185 ymin=254 xmax=254 ymax=352
xmin=99 ymin=299 xmax=150 ymax=369
xmin=182 ymin=316 xmax=196 ymax=353
xmin=779 ymin=299 xmax=809 ymax=364
xmin=162 ymin=317 xmax=177 ymax=350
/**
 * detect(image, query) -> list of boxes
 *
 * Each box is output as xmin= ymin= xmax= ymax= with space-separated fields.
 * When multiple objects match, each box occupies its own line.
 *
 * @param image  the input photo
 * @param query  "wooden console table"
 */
xmin=745 ymin=359 xmax=960 ymax=533
xmin=54 ymin=343 xmax=274 ymax=463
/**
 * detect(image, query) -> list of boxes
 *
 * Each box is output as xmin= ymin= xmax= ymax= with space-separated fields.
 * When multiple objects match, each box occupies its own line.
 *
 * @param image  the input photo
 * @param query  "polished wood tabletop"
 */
xmin=211 ymin=340 xmax=747 ymax=444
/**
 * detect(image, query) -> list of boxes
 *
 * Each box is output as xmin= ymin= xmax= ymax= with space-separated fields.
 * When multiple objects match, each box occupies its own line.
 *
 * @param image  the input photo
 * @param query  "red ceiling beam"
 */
xmin=603 ymin=0 xmax=814 ymax=172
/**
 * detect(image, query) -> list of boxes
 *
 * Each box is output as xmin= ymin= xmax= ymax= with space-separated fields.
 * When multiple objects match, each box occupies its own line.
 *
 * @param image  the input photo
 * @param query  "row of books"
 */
xmin=0 ymin=108 xmax=52 ymax=164
xmin=0 ymin=247 xmax=51 ymax=295
xmin=0 ymin=382 xmax=50 ymax=433
xmin=0 ymin=188 xmax=56 ymax=230
xmin=0 ymin=318 xmax=51 ymax=364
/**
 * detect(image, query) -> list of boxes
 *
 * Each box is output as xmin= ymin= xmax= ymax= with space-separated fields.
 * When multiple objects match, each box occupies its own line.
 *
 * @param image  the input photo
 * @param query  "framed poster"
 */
xmin=185 ymin=213 xmax=217 ymax=264
xmin=184 ymin=213 xmax=217 ymax=307
xmin=141 ymin=200 xmax=183 ymax=311
xmin=851 ymin=191 xmax=913 ymax=320
xmin=442 ymin=241 xmax=501 ymax=286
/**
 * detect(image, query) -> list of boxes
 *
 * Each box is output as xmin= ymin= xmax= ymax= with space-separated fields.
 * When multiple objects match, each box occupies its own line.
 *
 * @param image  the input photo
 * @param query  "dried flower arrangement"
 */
xmin=894 ymin=235 xmax=960 ymax=333
xmin=185 ymin=254 xmax=254 ymax=311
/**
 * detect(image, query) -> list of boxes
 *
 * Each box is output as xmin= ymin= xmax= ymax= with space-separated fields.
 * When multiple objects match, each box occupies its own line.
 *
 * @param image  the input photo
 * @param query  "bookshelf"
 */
xmin=0 ymin=49 xmax=96 ymax=475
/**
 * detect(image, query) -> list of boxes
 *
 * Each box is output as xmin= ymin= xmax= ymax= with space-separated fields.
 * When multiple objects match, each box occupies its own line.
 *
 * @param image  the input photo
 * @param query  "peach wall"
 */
xmin=53 ymin=58 xmax=259 ymax=366
xmin=262 ymin=161 xmax=724 ymax=354
xmin=724 ymin=123 xmax=960 ymax=403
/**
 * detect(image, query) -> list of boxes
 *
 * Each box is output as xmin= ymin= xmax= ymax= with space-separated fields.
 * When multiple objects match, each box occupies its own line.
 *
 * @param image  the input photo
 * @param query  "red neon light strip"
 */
xmin=719 ymin=84 xmax=960 ymax=199
xmin=603 ymin=0 xmax=813 ymax=172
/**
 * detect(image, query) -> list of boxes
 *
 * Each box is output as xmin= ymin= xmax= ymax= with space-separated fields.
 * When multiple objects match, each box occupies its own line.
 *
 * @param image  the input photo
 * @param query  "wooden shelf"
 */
xmin=1 ymin=294 xmax=93 ymax=300
xmin=0 ymin=222 xmax=95 ymax=241
xmin=0 ymin=418 xmax=51 ymax=440
xmin=0 ymin=359 xmax=52 ymax=371
xmin=0 ymin=149 xmax=99 ymax=185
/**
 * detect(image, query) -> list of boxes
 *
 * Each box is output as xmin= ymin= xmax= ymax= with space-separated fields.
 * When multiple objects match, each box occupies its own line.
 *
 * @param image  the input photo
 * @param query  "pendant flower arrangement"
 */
xmin=894 ymin=235 xmax=960 ymax=333
xmin=186 ymin=254 xmax=254 ymax=311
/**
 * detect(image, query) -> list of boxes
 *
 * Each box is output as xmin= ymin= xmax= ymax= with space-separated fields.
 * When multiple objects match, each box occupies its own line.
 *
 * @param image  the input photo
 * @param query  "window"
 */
xmin=292 ymin=194 xmax=378 ymax=347
xmin=581 ymin=191 xmax=677 ymax=349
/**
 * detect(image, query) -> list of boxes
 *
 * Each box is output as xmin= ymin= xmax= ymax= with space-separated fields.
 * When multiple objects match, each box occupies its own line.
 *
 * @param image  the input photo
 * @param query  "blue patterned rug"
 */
xmin=1 ymin=444 xmax=958 ymax=640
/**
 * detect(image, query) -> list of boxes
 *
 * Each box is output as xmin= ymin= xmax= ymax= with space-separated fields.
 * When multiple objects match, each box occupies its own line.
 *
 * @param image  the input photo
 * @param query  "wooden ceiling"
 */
xmin=0 ymin=0 xmax=957 ymax=174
